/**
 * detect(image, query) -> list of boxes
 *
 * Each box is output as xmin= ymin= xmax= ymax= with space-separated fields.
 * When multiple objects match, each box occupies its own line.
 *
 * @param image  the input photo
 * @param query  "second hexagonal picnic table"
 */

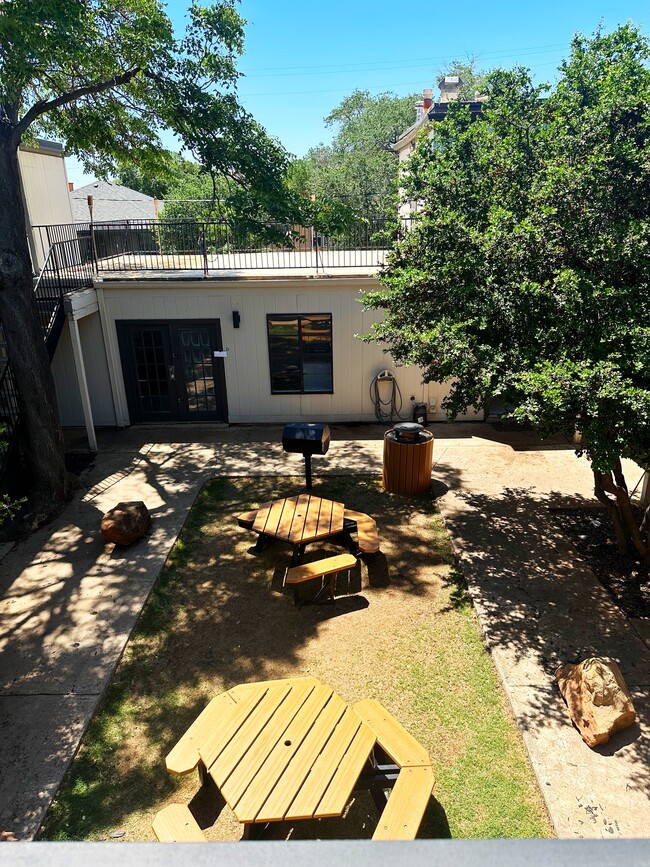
xmin=156 ymin=676 xmax=435 ymax=841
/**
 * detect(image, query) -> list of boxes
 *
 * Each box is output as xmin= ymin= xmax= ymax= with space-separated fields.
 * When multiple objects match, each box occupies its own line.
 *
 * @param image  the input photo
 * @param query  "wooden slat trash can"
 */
xmin=382 ymin=423 xmax=434 ymax=495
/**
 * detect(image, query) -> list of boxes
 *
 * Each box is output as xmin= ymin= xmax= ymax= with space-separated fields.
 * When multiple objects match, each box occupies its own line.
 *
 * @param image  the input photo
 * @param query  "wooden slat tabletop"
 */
xmin=246 ymin=500 xmax=378 ymax=554
xmin=255 ymin=692 xmax=347 ymax=823
xmin=316 ymin=721 xmax=377 ymax=818
xmin=220 ymin=680 xmax=318 ymax=807
xmin=253 ymin=497 xmax=296 ymax=536
xmin=232 ymin=682 xmax=334 ymax=822
xmin=297 ymin=494 xmax=320 ymax=543
xmin=251 ymin=501 xmax=273 ymax=535
xmin=197 ymin=678 xmax=374 ymax=825
xmin=284 ymin=707 xmax=361 ymax=820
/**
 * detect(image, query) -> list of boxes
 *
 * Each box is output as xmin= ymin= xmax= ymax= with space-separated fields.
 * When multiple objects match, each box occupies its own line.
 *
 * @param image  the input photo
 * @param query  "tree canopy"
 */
xmin=0 ymin=0 xmax=300 ymax=521
xmin=1 ymin=0 xmax=292 ymax=211
xmin=364 ymin=24 xmax=650 ymax=557
xmin=296 ymin=90 xmax=417 ymax=217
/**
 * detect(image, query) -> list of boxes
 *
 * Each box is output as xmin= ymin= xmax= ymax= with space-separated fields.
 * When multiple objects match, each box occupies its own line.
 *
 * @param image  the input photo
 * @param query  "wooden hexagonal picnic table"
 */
xmin=238 ymin=493 xmax=380 ymax=565
xmin=159 ymin=676 xmax=435 ymax=841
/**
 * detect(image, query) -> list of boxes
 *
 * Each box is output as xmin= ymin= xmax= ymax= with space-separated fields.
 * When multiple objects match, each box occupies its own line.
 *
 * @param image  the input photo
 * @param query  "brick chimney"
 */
xmin=68 ymin=182 xmax=74 ymax=192
xmin=416 ymin=88 xmax=434 ymax=122
xmin=438 ymin=75 xmax=464 ymax=103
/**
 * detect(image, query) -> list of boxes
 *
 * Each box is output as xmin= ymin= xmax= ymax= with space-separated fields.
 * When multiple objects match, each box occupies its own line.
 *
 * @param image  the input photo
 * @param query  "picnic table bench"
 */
xmin=284 ymin=553 xmax=358 ymax=605
xmin=153 ymin=804 xmax=206 ymax=842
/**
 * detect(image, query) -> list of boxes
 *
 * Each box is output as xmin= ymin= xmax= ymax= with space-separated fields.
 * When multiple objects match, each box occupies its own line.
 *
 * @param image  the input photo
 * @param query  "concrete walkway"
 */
xmin=0 ymin=423 xmax=648 ymax=840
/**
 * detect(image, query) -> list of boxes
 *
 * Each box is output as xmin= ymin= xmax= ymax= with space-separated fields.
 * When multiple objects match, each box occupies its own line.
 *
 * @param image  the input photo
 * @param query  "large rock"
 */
xmin=555 ymin=657 xmax=637 ymax=748
xmin=101 ymin=501 xmax=151 ymax=546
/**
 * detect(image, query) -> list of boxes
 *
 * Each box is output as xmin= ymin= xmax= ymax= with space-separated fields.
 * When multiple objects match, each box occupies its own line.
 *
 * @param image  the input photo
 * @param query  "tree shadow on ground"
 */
xmin=432 ymin=463 xmax=650 ymax=802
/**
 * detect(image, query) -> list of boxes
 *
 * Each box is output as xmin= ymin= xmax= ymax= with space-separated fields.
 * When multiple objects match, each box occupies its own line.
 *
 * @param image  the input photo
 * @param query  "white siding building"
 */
xmin=18 ymin=140 xmax=74 ymax=270
xmin=53 ymin=271 xmax=481 ymax=435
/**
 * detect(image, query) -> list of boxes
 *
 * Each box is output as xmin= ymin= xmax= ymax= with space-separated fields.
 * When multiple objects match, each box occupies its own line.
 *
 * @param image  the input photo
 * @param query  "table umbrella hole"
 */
xmin=284 ymin=740 xmax=292 ymax=746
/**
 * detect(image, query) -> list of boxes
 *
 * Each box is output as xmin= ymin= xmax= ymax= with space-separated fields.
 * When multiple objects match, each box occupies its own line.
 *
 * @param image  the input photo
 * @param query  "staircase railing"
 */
xmin=34 ymin=236 xmax=95 ymax=357
xmin=0 ymin=237 xmax=95 ymax=485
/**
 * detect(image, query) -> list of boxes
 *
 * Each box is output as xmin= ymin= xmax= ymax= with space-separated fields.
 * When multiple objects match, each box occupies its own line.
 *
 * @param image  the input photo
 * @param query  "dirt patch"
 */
xmin=65 ymin=451 xmax=96 ymax=477
xmin=551 ymin=508 xmax=650 ymax=620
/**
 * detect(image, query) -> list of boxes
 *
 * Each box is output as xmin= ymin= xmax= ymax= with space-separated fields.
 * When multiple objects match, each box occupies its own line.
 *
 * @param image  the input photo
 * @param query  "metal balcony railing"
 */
xmin=33 ymin=217 xmax=403 ymax=276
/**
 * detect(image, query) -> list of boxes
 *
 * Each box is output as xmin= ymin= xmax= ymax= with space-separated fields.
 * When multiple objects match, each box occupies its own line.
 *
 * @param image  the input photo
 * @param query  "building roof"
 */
xmin=69 ymin=180 xmax=162 ymax=223
xmin=392 ymin=100 xmax=485 ymax=153
xmin=19 ymin=138 xmax=65 ymax=157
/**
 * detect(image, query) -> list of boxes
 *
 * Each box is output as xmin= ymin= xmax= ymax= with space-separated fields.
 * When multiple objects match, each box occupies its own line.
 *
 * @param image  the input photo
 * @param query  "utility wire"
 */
xmin=242 ymin=61 xmax=562 ymax=98
xmin=240 ymin=42 xmax=569 ymax=75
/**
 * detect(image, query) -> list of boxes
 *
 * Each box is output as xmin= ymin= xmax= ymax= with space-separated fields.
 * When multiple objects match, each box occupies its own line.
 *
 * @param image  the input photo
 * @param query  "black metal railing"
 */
xmin=0 ymin=237 xmax=95 ymax=485
xmin=34 ymin=236 xmax=95 ymax=352
xmin=33 ymin=217 xmax=404 ymax=275
xmin=0 ymin=332 xmax=19 ymax=468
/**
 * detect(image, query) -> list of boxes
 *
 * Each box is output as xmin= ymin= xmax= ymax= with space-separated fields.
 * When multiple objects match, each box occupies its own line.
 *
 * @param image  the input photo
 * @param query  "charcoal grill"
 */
xmin=282 ymin=423 xmax=331 ymax=489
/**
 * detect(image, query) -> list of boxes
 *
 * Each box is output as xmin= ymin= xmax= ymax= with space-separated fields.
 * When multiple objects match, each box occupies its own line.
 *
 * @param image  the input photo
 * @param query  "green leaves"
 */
xmin=298 ymin=90 xmax=417 ymax=218
xmin=1 ymin=0 xmax=301 ymax=229
xmin=366 ymin=23 xmax=650 ymax=473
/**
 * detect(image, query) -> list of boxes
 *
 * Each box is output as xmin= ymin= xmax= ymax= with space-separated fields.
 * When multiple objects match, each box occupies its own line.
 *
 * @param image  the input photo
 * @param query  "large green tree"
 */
xmin=298 ymin=90 xmax=417 ymax=217
xmin=0 ymin=0 xmax=294 ymax=521
xmin=365 ymin=25 xmax=650 ymax=558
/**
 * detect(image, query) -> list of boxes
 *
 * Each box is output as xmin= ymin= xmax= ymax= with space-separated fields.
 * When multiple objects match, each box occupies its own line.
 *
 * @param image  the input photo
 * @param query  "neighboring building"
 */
xmin=69 ymin=180 xmax=163 ymax=223
xmin=393 ymin=77 xmax=486 ymax=218
xmin=18 ymin=139 xmax=75 ymax=270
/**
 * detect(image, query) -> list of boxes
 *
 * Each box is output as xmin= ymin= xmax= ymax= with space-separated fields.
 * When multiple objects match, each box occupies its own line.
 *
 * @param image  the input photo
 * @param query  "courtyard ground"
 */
xmin=0 ymin=422 xmax=648 ymax=839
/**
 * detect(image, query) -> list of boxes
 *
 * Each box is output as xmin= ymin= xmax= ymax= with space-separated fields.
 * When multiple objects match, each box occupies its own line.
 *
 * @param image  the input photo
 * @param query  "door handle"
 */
xmin=168 ymin=364 xmax=176 ymax=381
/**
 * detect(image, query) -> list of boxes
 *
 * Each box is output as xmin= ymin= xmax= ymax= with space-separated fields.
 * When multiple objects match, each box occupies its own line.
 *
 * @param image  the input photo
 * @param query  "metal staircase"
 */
xmin=0 ymin=235 xmax=95 ymax=487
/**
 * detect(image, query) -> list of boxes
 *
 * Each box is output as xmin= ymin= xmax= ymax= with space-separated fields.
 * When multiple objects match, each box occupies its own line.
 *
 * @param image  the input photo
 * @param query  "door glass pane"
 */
xmin=179 ymin=328 xmax=216 ymax=413
xmin=131 ymin=328 xmax=170 ymax=413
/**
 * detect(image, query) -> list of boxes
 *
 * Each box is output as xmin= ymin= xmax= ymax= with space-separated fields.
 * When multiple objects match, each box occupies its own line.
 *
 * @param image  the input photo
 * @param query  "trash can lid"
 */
xmin=393 ymin=422 xmax=424 ymax=435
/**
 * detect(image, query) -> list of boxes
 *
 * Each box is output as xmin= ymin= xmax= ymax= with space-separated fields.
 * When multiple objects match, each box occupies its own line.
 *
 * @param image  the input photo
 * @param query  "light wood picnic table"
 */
xmin=238 ymin=494 xmax=379 ymax=565
xmin=161 ymin=676 xmax=434 ymax=840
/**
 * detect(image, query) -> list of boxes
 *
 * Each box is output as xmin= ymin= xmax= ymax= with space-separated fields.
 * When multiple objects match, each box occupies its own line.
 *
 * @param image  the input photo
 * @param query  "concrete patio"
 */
xmin=0 ymin=422 xmax=648 ymax=840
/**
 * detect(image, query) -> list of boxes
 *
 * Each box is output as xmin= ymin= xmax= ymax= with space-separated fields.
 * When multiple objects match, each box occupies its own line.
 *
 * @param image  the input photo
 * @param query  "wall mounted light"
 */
xmin=232 ymin=310 xmax=241 ymax=329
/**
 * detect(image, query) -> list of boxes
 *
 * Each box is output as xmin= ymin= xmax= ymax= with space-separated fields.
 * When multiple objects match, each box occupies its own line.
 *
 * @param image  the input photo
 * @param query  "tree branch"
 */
xmin=16 ymin=68 xmax=142 ymax=137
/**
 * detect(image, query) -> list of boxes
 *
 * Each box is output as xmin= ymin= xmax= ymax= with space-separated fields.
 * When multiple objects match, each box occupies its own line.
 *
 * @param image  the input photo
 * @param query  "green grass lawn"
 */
xmin=41 ymin=475 xmax=552 ymax=841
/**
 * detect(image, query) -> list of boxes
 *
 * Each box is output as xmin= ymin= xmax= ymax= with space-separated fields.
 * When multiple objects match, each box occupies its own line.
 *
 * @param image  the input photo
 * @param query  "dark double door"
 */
xmin=117 ymin=320 xmax=228 ymax=423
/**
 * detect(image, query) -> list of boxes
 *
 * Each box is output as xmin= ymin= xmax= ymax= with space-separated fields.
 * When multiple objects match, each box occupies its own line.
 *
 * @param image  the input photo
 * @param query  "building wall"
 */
xmin=18 ymin=144 xmax=74 ymax=270
xmin=52 ymin=314 xmax=117 ymax=427
xmin=88 ymin=277 xmax=480 ymax=426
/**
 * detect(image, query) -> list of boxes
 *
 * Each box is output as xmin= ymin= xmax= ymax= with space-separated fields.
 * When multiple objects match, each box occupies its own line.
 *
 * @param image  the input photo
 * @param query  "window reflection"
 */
xmin=267 ymin=314 xmax=333 ymax=394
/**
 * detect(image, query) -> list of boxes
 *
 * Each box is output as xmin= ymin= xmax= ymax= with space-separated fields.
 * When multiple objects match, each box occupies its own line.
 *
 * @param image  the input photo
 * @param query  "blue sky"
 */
xmin=65 ymin=0 xmax=649 ymax=187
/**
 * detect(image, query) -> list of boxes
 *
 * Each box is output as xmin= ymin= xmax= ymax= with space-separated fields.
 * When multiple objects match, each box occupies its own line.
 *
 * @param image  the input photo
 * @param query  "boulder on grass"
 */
xmin=101 ymin=501 xmax=151 ymax=546
xmin=555 ymin=657 xmax=636 ymax=748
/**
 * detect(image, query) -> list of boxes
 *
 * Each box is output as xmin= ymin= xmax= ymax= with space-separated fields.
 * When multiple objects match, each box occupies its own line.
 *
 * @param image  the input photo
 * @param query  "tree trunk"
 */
xmin=0 ymin=130 xmax=69 ymax=521
xmin=593 ymin=460 xmax=649 ymax=561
